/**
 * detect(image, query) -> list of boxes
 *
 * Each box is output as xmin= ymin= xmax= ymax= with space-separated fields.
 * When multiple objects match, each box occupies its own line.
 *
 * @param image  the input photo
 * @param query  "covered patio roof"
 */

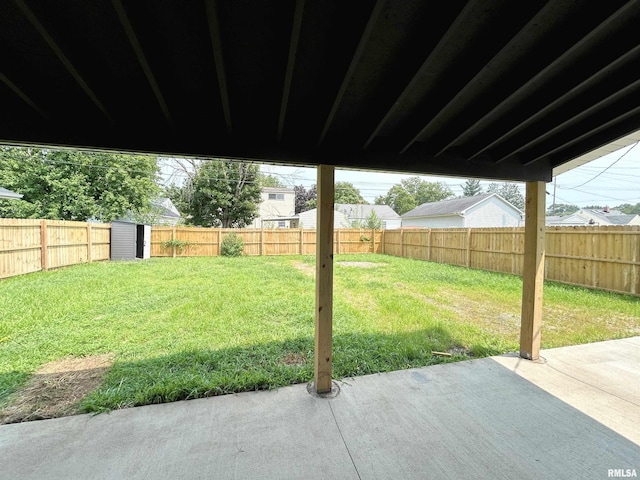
xmin=2 ymin=1 xmax=640 ymax=181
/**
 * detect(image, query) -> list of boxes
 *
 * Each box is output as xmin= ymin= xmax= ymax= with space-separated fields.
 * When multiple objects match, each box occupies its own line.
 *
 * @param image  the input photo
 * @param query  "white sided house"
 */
xmin=335 ymin=204 xmax=401 ymax=229
xmin=250 ymin=187 xmax=297 ymax=228
xmin=401 ymin=194 xmax=523 ymax=228
xmin=298 ymin=208 xmax=350 ymax=229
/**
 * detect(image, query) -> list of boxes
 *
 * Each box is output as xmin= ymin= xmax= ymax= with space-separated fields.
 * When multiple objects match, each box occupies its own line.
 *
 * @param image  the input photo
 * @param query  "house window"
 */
xmin=268 ymin=193 xmax=285 ymax=200
xmin=278 ymin=221 xmax=286 ymax=228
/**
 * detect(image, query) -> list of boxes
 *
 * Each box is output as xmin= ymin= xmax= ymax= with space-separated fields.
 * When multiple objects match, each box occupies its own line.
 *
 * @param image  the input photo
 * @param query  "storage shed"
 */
xmin=110 ymin=221 xmax=151 ymax=260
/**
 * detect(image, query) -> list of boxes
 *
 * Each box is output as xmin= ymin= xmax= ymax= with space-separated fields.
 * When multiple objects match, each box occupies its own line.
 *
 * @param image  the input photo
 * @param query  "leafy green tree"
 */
xmin=461 ymin=179 xmax=483 ymax=197
xmin=547 ymin=203 xmax=579 ymax=216
xmin=0 ymin=147 xmax=159 ymax=221
xmin=307 ymin=181 xmax=366 ymax=209
xmin=167 ymin=160 xmax=261 ymax=227
xmin=615 ymin=203 xmax=640 ymax=214
xmin=375 ymin=177 xmax=453 ymax=215
xmin=294 ymin=184 xmax=316 ymax=214
xmin=487 ymin=182 xmax=525 ymax=211
xmin=258 ymin=173 xmax=284 ymax=188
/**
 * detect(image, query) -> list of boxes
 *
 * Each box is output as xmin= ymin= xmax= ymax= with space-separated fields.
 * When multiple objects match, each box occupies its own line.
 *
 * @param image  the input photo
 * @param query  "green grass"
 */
xmin=1 ymin=254 xmax=638 ymax=413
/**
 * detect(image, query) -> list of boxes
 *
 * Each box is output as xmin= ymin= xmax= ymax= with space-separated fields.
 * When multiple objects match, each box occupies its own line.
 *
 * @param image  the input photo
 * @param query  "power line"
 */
xmin=565 ymin=141 xmax=639 ymax=189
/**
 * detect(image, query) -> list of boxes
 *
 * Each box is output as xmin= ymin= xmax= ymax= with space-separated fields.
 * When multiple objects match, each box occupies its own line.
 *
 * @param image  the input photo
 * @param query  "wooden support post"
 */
xmin=87 ymin=223 xmax=92 ymax=263
xmin=314 ymin=165 xmax=335 ymax=394
xmin=520 ymin=181 xmax=546 ymax=360
xmin=40 ymin=220 xmax=48 ymax=270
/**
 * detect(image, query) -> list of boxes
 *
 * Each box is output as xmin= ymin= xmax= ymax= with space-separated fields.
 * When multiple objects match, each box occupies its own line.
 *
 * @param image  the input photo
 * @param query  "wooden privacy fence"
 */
xmin=383 ymin=226 xmax=640 ymax=296
xmin=151 ymin=227 xmax=383 ymax=257
xmin=0 ymin=219 xmax=111 ymax=279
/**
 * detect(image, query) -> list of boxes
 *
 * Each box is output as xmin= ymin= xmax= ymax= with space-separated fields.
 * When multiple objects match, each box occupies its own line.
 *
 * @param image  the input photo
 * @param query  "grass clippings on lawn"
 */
xmin=1 ymin=254 xmax=638 ymax=420
xmin=0 ymin=354 xmax=114 ymax=424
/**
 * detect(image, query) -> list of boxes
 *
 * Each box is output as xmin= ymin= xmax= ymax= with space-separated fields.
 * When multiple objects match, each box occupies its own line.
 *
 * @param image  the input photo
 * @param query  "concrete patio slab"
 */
xmin=1 ymin=337 xmax=638 ymax=480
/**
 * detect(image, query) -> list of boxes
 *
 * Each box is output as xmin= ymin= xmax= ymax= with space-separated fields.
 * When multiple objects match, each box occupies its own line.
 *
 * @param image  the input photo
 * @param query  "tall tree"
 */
xmin=0 ymin=147 xmax=159 ymax=221
xmin=294 ymin=184 xmax=316 ymax=214
xmin=461 ymin=179 xmax=483 ymax=197
xmin=487 ymin=182 xmax=525 ymax=210
xmin=547 ymin=203 xmax=579 ymax=216
xmin=167 ymin=160 xmax=261 ymax=227
xmin=258 ymin=173 xmax=284 ymax=188
xmin=375 ymin=177 xmax=453 ymax=215
xmin=307 ymin=181 xmax=366 ymax=209
xmin=615 ymin=203 xmax=640 ymax=215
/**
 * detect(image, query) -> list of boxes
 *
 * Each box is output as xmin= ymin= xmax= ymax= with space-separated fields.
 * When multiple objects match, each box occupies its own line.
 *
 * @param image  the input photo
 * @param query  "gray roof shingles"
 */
xmin=401 ymin=194 xmax=495 ymax=218
xmin=335 ymin=204 xmax=400 ymax=220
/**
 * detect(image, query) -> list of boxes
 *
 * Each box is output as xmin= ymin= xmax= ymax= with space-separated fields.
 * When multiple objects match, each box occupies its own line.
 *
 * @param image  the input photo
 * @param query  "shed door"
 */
xmin=136 ymin=225 xmax=145 ymax=258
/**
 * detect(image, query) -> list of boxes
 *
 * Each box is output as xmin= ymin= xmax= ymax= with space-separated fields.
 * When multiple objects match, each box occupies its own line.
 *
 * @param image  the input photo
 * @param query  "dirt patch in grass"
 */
xmin=0 ymin=354 xmax=114 ymax=424
xmin=292 ymin=261 xmax=315 ymax=276
xmin=337 ymin=262 xmax=385 ymax=268
xmin=280 ymin=352 xmax=306 ymax=366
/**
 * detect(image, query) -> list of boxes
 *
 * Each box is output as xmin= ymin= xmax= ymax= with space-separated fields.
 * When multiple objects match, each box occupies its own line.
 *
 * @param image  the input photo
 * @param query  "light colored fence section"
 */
xmin=0 ymin=219 xmax=111 ymax=279
xmin=150 ymin=227 xmax=383 ymax=257
xmin=385 ymin=226 xmax=640 ymax=296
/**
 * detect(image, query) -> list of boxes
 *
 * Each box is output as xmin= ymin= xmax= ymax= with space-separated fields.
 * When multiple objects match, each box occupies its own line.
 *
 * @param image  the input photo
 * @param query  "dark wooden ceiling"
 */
xmin=2 ymin=0 xmax=640 ymax=181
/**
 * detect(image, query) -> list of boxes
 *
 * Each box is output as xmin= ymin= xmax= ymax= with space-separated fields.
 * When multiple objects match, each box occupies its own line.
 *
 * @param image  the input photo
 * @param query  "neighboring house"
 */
xmin=0 ymin=187 xmax=23 ymax=200
xmin=335 ymin=204 xmax=401 ymax=229
xmin=546 ymin=207 xmax=640 ymax=226
xmin=250 ymin=187 xmax=297 ymax=228
xmin=298 ymin=208 xmax=350 ymax=229
xmin=149 ymin=197 xmax=182 ymax=225
xmin=401 ymin=194 xmax=523 ymax=228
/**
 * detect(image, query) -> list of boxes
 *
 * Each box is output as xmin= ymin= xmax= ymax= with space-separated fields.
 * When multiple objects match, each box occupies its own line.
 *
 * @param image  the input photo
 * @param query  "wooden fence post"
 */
xmin=40 ymin=220 xmax=48 ymax=271
xmin=172 ymin=226 xmax=177 ymax=258
xmin=299 ymin=228 xmax=304 ymax=255
xmin=87 ymin=223 xmax=92 ymax=263
xmin=466 ymin=228 xmax=472 ymax=268
xmin=400 ymin=229 xmax=404 ymax=258
xmin=260 ymin=228 xmax=265 ymax=256
xmin=371 ymin=228 xmax=375 ymax=253
xmin=337 ymin=229 xmax=341 ymax=254
xmin=382 ymin=229 xmax=386 ymax=254
xmin=428 ymin=229 xmax=432 ymax=261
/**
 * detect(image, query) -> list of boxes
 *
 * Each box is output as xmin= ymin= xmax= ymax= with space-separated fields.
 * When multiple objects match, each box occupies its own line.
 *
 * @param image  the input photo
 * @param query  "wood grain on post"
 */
xmin=314 ymin=165 xmax=334 ymax=394
xmin=520 ymin=181 xmax=546 ymax=360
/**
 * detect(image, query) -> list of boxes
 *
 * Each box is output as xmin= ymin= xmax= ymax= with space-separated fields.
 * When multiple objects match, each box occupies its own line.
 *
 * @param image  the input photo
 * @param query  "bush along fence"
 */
xmin=0 ymin=219 xmax=111 ymax=279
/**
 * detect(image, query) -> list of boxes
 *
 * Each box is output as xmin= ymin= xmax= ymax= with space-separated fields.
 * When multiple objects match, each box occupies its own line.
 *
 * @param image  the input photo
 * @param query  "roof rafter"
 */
xmin=362 ymin=0 xmax=480 ymax=151
xmin=14 ymin=0 xmax=113 ymax=124
xmin=317 ymin=0 xmax=384 ymax=146
xmin=455 ymin=0 xmax=639 ymax=161
xmin=496 ymin=77 xmax=640 ymax=164
xmin=204 ymin=0 xmax=232 ymax=137
xmin=112 ymin=0 xmax=172 ymax=127
xmin=277 ymin=0 xmax=305 ymax=143
xmin=0 ymin=72 xmax=47 ymax=119
xmin=467 ymin=43 xmax=640 ymax=163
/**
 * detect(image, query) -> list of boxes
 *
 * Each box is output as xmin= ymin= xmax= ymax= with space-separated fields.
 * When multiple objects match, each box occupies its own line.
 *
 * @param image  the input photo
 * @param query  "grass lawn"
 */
xmin=1 ymin=254 xmax=639 ymax=418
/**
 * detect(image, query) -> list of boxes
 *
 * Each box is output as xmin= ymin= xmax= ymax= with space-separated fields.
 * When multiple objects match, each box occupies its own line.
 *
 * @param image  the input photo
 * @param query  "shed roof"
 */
xmin=1 ymin=2 xmax=639 ymax=181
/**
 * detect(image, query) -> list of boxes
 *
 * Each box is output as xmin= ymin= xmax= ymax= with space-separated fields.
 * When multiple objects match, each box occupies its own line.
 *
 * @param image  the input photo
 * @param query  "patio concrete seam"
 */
xmin=328 ymin=400 xmax=362 ymax=480
xmin=542 ymin=357 xmax=640 ymax=408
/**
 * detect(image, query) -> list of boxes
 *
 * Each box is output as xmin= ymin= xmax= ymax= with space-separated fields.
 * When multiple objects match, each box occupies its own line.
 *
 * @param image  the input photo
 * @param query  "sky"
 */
xmin=258 ymin=141 xmax=640 ymax=209
xmin=160 ymin=141 xmax=640 ymax=210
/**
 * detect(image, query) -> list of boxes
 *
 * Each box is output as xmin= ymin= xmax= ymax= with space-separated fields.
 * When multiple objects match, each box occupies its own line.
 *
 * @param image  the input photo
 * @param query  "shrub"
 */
xmin=220 ymin=232 xmax=244 ymax=257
